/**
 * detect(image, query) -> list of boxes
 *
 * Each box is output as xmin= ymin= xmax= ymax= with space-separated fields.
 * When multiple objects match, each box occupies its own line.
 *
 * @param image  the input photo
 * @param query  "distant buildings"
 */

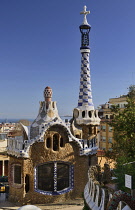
xmin=98 ymin=95 xmax=127 ymax=151
xmin=0 ymin=123 xmax=15 ymax=135
xmin=0 ymin=122 xmax=16 ymax=177
xmin=0 ymin=121 xmax=30 ymax=177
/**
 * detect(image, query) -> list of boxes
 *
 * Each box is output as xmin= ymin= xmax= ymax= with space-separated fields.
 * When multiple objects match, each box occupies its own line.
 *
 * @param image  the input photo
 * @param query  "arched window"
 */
xmin=46 ymin=137 xmax=51 ymax=148
xmin=82 ymin=111 xmax=85 ymax=118
xmin=35 ymin=162 xmax=74 ymax=195
xmin=73 ymin=109 xmax=79 ymax=118
xmin=60 ymin=137 xmax=64 ymax=147
xmin=14 ymin=165 xmax=21 ymax=184
xmin=53 ymin=134 xmax=59 ymax=151
xmin=88 ymin=111 xmax=92 ymax=118
xmin=45 ymin=133 xmax=65 ymax=151
xmin=25 ymin=174 xmax=30 ymax=193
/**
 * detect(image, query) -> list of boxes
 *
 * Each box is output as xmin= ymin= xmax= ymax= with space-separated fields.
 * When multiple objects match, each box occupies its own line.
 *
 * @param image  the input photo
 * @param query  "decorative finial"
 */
xmin=44 ymin=86 xmax=52 ymax=102
xmin=80 ymin=5 xmax=90 ymax=25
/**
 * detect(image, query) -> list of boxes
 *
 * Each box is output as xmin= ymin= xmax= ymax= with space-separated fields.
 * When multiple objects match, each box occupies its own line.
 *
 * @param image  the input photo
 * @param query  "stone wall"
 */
xmin=8 ymin=127 xmax=89 ymax=204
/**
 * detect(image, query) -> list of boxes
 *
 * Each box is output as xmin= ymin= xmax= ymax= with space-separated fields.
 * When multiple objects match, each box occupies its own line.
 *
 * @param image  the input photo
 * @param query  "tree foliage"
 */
xmin=114 ymin=156 xmax=135 ymax=192
xmin=127 ymin=85 xmax=135 ymax=98
xmin=110 ymin=98 xmax=135 ymax=159
xmin=105 ymin=86 xmax=135 ymax=191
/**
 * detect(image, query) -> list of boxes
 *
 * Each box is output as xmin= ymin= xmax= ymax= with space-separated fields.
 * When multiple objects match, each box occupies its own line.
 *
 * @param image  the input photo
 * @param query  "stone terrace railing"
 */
xmin=84 ymin=178 xmax=131 ymax=210
xmin=7 ymin=137 xmax=28 ymax=158
xmin=7 ymin=129 xmax=98 ymax=158
xmin=7 ymin=137 xmax=24 ymax=151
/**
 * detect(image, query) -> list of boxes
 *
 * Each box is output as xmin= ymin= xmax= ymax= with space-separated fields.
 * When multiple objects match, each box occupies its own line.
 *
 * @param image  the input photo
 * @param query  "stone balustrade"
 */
xmin=7 ymin=127 xmax=98 ymax=158
xmin=7 ymin=137 xmax=27 ymax=157
xmin=84 ymin=178 xmax=131 ymax=210
xmin=7 ymin=137 xmax=24 ymax=151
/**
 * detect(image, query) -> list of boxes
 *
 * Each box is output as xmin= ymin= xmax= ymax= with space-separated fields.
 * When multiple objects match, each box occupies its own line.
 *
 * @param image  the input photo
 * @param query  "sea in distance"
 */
xmin=0 ymin=116 xmax=72 ymax=124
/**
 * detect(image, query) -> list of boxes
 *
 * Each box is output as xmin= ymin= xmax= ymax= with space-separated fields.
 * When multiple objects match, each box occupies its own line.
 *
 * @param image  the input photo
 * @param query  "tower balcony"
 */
xmin=73 ymin=108 xmax=100 ymax=126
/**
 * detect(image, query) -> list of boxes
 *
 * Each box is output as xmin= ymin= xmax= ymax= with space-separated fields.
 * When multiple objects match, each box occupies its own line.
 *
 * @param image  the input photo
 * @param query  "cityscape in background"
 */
xmin=0 ymin=116 xmax=72 ymax=124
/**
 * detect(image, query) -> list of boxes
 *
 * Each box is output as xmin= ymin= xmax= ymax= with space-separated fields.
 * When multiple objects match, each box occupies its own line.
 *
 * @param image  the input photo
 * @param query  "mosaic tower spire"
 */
xmin=78 ymin=6 xmax=94 ymax=110
xmin=73 ymin=6 xmax=100 ymax=126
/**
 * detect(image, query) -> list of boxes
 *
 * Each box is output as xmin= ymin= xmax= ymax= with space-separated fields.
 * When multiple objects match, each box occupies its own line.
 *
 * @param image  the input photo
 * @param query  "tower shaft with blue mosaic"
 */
xmin=78 ymin=6 xmax=94 ymax=110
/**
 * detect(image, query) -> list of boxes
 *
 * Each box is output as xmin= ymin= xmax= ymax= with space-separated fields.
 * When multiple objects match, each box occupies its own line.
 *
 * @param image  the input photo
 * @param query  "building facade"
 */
xmin=98 ymin=95 xmax=127 ymax=151
xmin=7 ymin=6 xmax=100 ymax=204
xmin=0 ymin=121 xmax=29 ymax=177
xmin=0 ymin=123 xmax=16 ymax=177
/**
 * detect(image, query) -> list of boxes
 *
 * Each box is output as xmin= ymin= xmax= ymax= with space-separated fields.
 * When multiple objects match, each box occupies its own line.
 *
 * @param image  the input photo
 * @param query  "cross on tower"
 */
xmin=80 ymin=5 xmax=90 ymax=25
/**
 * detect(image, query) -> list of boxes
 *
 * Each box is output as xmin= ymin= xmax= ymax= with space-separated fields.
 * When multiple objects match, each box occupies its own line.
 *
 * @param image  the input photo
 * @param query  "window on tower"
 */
xmin=82 ymin=111 xmax=85 ymax=118
xmin=88 ymin=111 xmax=92 ymax=118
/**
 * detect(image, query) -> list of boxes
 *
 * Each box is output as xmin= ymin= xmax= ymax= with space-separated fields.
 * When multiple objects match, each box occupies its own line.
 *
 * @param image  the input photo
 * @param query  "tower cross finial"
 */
xmin=80 ymin=5 xmax=90 ymax=25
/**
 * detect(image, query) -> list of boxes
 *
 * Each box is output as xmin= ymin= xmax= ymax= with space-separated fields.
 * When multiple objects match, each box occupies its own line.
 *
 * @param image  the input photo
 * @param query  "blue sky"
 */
xmin=0 ymin=0 xmax=135 ymax=119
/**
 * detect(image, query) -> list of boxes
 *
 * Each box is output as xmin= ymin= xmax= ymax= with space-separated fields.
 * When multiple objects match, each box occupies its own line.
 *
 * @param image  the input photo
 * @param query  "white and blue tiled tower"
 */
xmin=78 ymin=6 xmax=93 ymax=110
xmin=73 ymin=6 xmax=100 ymax=127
